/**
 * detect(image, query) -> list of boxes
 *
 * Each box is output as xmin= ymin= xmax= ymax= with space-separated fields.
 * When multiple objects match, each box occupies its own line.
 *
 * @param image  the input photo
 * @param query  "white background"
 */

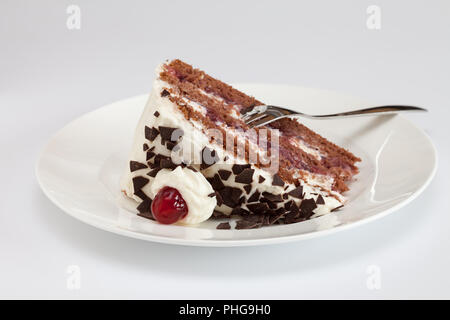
xmin=1 ymin=0 xmax=449 ymax=299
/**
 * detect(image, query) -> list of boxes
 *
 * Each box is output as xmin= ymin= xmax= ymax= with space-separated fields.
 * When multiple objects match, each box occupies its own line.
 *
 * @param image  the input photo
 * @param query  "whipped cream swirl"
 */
xmin=150 ymin=166 xmax=217 ymax=225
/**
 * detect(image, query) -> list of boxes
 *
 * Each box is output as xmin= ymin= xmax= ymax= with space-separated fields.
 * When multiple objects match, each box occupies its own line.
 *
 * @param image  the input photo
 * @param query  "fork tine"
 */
xmin=247 ymin=114 xmax=277 ymax=128
xmin=244 ymin=113 xmax=267 ymax=124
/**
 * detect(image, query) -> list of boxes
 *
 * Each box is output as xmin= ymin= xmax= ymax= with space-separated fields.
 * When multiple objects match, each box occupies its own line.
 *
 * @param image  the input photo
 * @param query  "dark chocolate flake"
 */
xmin=215 ymin=191 xmax=223 ymax=206
xmin=160 ymin=89 xmax=170 ymax=97
xmin=218 ymin=187 xmax=243 ymax=208
xmin=216 ymin=222 xmax=231 ymax=230
xmin=146 ymin=151 xmax=156 ymax=161
xmin=261 ymin=192 xmax=283 ymax=203
xmin=207 ymin=192 xmax=216 ymax=198
xmin=207 ymin=174 xmax=225 ymax=191
xmin=287 ymin=186 xmax=304 ymax=199
xmin=212 ymin=210 xmax=227 ymax=218
xmin=166 ymin=141 xmax=177 ymax=151
xmin=160 ymin=158 xmax=176 ymax=169
xmin=147 ymin=168 xmax=162 ymax=178
xmin=247 ymin=203 xmax=270 ymax=215
xmin=130 ymin=161 xmax=147 ymax=172
xmin=145 ymin=126 xmax=159 ymax=142
xmin=243 ymin=185 xmax=252 ymax=194
xmin=232 ymin=164 xmax=251 ymax=175
xmin=218 ymin=170 xmax=232 ymax=180
xmin=316 ymin=195 xmax=325 ymax=205
xmin=143 ymin=144 xmax=149 ymax=151
xmin=153 ymin=111 xmax=160 ymax=117
xmin=299 ymin=198 xmax=317 ymax=219
xmin=236 ymin=219 xmax=261 ymax=230
xmin=231 ymin=207 xmax=249 ymax=216
xmin=137 ymin=211 xmax=155 ymax=221
xmin=331 ymin=205 xmax=344 ymax=212
xmin=158 ymin=126 xmax=178 ymax=144
xmin=284 ymin=200 xmax=294 ymax=210
xmin=133 ymin=189 xmax=148 ymax=201
xmin=258 ymin=175 xmax=266 ymax=183
xmin=187 ymin=166 xmax=198 ymax=172
xmin=153 ymin=154 xmax=168 ymax=167
xmin=132 ymin=176 xmax=149 ymax=191
xmin=272 ymin=174 xmax=285 ymax=187
xmin=235 ymin=168 xmax=255 ymax=184
xmin=136 ymin=198 xmax=152 ymax=214
xmin=247 ymin=190 xmax=260 ymax=203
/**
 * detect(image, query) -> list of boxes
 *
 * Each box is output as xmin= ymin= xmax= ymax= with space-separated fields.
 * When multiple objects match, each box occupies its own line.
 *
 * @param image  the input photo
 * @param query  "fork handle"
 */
xmin=300 ymin=105 xmax=427 ymax=119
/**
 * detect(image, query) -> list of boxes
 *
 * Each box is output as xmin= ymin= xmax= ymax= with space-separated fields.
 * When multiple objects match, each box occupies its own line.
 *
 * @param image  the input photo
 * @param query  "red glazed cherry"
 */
xmin=151 ymin=187 xmax=188 ymax=224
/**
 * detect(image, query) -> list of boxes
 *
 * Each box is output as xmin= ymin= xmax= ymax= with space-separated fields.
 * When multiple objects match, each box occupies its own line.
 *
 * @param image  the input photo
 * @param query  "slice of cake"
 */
xmin=121 ymin=59 xmax=361 ymax=229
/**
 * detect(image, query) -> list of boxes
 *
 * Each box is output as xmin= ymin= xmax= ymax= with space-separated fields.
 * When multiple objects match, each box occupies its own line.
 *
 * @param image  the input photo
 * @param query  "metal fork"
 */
xmin=241 ymin=105 xmax=427 ymax=128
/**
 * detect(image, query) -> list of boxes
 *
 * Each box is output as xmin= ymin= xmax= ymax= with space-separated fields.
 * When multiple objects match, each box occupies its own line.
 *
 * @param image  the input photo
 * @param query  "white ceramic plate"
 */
xmin=36 ymin=84 xmax=437 ymax=247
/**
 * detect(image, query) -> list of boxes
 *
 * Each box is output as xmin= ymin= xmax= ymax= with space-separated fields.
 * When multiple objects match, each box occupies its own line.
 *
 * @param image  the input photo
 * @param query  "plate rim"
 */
xmin=35 ymin=85 xmax=439 ymax=247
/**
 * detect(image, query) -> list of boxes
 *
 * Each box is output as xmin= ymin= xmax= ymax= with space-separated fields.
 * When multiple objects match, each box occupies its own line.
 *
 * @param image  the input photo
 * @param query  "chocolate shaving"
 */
xmin=247 ymin=203 xmax=270 ymax=214
xmin=206 ymin=174 xmax=225 ymax=191
xmin=243 ymin=185 xmax=252 ymax=194
xmin=247 ymin=190 xmax=260 ymax=203
xmin=235 ymin=168 xmax=255 ymax=184
xmin=218 ymin=169 xmax=232 ymax=180
xmin=143 ymin=144 xmax=149 ymax=151
xmin=159 ymin=126 xmax=178 ymax=144
xmin=147 ymin=168 xmax=162 ymax=177
xmin=215 ymin=191 xmax=223 ymax=206
xmin=272 ymin=174 xmax=285 ymax=187
xmin=331 ymin=205 xmax=344 ymax=212
xmin=316 ymin=195 xmax=325 ymax=205
xmin=212 ymin=210 xmax=227 ymax=218
xmin=145 ymin=126 xmax=159 ymax=142
xmin=207 ymin=192 xmax=216 ymax=198
xmin=153 ymin=154 xmax=169 ymax=167
xmin=136 ymin=198 xmax=152 ymax=214
xmin=187 ymin=166 xmax=198 ymax=172
xmin=166 ymin=141 xmax=178 ymax=151
xmin=160 ymin=158 xmax=177 ymax=169
xmin=216 ymin=222 xmax=231 ymax=230
xmin=258 ymin=175 xmax=266 ymax=183
xmin=133 ymin=189 xmax=148 ymax=201
xmin=269 ymin=212 xmax=285 ymax=225
xmin=153 ymin=111 xmax=160 ymax=117
xmin=160 ymin=89 xmax=170 ymax=97
xmin=261 ymin=192 xmax=283 ymax=203
xmin=137 ymin=211 xmax=155 ymax=220
xmin=287 ymin=186 xmax=304 ymax=199
xmin=236 ymin=217 xmax=263 ymax=230
xmin=218 ymin=187 xmax=243 ymax=208
xmin=132 ymin=176 xmax=149 ymax=191
xmin=284 ymin=200 xmax=294 ymax=210
xmin=231 ymin=207 xmax=250 ymax=215
xmin=130 ymin=161 xmax=147 ymax=172
xmin=299 ymin=198 xmax=317 ymax=219
xmin=146 ymin=151 xmax=156 ymax=161
xmin=232 ymin=164 xmax=251 ymax=175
